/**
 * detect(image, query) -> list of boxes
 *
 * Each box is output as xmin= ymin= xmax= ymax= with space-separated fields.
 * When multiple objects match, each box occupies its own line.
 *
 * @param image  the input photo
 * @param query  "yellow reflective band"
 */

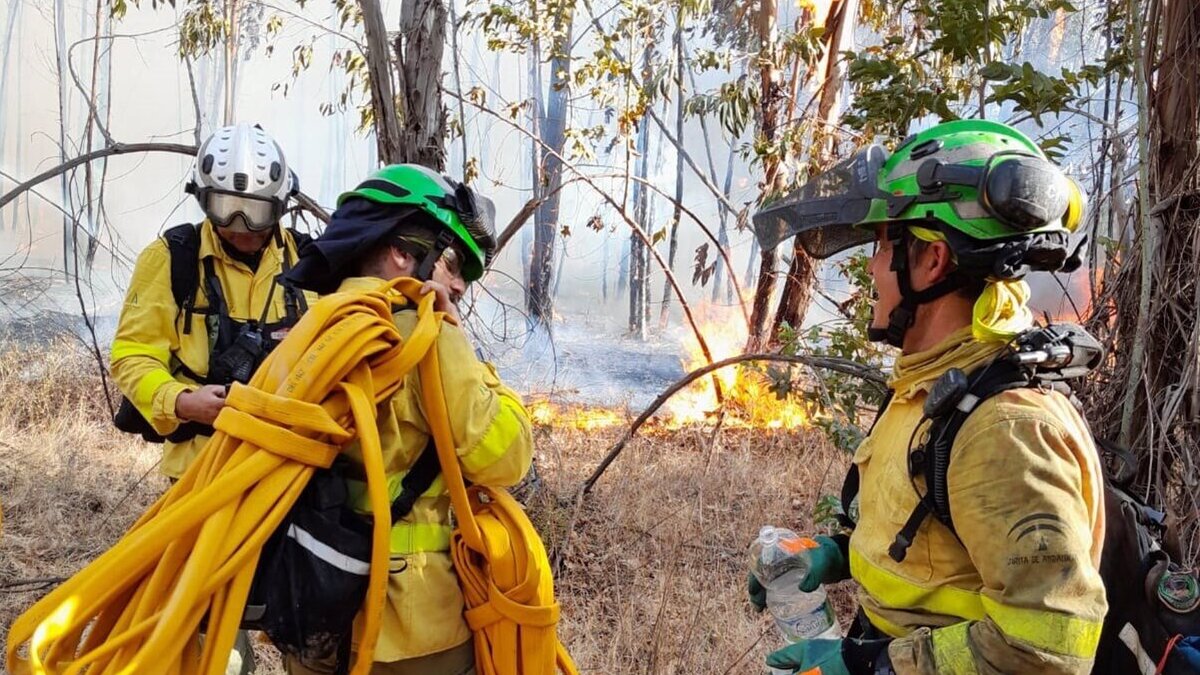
xmin=390 ymin=522 xmax=452 ymax=554
xmin=931 ymin=622 xmax=980 ymax=674
xmin=134 ymin=370 xmax=178 ymax=409
xmin=111 ymin=339 xmax=170 ymax=365
xmin=851 ymin=549 xmax=987 ymax=623
xmin=460 ymin=396 xmax=526 ymax=474
xmin=907 ymin=225 xmax=945 ymax=243
xmin=981 ymin=596 xmax=1102 ymax=659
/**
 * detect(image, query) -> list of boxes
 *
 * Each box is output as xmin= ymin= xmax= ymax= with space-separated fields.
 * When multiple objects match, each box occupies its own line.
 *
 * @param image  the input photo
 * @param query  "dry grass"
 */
xmin=0 ymin=340 xmax=854 ymax=675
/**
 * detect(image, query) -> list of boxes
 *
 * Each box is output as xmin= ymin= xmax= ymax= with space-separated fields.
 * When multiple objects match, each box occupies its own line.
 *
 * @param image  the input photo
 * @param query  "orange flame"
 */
xmin=528 ymin=400 xmax=628 ymax=431
xmin=528 ymin=300 xmax=815 ymax=431
xmin=665 ymin=300 xmax=813 ymax=429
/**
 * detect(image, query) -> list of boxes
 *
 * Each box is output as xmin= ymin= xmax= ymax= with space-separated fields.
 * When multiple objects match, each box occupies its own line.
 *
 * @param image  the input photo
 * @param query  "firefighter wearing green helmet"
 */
xmin=285 ymin=165 xmax=529 ymax=675
xmin=747 ymin=120 xmax=1106 ymax=674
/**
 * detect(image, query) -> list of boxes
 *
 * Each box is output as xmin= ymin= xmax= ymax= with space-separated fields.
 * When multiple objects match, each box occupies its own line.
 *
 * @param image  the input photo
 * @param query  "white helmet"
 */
xmin=187 ymin=123 xmax=296 ymax=232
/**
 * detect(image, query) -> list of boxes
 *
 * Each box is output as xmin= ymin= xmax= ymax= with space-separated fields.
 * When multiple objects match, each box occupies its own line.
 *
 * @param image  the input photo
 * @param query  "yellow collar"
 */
xmin=888 ymin=327 xmax=1008 ymax=402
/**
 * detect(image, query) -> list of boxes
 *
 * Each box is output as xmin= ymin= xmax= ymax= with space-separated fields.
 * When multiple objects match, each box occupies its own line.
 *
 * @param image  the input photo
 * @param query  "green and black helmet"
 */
xmin=339 ymin=164 xmax=498 ymax=282
xmin=857 ymin=119 xmax=1084 ymax=278
xmin=751 ymin=119 xmax=1085 ymax=346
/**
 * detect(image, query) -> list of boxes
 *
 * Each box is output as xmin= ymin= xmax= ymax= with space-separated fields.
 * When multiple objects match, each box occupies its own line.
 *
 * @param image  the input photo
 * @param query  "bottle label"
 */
xmin=774 ymin=600 xmax=835 ymax=641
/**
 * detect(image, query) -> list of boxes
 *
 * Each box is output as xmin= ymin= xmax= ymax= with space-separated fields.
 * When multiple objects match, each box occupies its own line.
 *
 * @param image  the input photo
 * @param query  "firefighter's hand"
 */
xmin=421 ymin=280 xmax=461 ymax=323
xmin=767 ymin=640 xmax=850 ymax=675
xmin=176 ymin=385 xmax=227 ymax=425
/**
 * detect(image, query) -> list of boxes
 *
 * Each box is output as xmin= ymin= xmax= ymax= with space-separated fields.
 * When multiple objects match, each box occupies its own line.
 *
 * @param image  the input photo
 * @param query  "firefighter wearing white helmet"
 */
xmin=110 ymin=122 xmax=316 ymax=477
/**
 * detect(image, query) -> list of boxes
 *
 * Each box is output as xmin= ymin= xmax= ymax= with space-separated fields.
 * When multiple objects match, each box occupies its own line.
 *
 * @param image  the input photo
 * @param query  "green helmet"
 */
xmin=859 ymin=119 xmax=1083 ymax=242
xmin=752 ymin=119 xmax=1083 ymax=280
xmin=338 ymin=164 xmax=497 ymax=282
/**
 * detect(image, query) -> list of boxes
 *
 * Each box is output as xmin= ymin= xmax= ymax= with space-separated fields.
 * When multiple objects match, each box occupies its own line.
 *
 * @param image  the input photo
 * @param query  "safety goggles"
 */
xmin=198 ymin=189 xmax=283 ymax=232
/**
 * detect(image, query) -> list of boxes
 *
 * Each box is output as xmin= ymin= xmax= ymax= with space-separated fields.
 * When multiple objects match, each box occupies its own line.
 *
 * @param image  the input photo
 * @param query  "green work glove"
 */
xmin=748 ymin=535 xmax=849 ymax=611
xmin=792 ymin=535 xmax=849 ymax=592
xmin=766 ymin=639 xmax=849 ymax=675
xmin=748 ymin=571 xmax=768 ymax=611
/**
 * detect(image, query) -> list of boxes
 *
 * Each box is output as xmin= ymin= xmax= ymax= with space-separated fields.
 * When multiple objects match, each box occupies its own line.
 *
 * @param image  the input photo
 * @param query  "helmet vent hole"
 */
xmin=269 ymin=162 xmax=282 ymax=181
xmin=910 ymin=139 xmax=943 ymax=160
xmin=201 ymin=154 xmax=215 ymax=174
xmin=233 ymin=173 xmax=249 ymax=191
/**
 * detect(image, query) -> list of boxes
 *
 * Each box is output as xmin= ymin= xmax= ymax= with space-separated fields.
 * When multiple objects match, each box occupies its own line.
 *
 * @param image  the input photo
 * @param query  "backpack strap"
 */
xmin=389 ymin=438 xmax=442 ymax=523
xmin=281 ymin=227 xmax=312 ymax=320
xmin=888 ymin=359 xmax=1033 ymax=562
xmin=162 ymin=223 xmax=202 ymax=334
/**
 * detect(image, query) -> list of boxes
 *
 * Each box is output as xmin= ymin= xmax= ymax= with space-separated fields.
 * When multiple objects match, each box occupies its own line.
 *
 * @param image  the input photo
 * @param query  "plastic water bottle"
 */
xmin=750 ymin=525 xmax=841 ymax=673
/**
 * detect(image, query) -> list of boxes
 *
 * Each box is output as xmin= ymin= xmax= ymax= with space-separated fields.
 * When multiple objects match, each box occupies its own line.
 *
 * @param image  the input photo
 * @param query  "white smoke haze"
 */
xmin=0 ymin=0 xmax=1105 ymax=403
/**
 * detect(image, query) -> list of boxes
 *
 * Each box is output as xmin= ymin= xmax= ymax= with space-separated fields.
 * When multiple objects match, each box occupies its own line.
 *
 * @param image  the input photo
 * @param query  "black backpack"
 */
xmin=838 ymin=324 xmax=1200 ymax=673
xmin=112 ymin=224 xmax=314 ymax=443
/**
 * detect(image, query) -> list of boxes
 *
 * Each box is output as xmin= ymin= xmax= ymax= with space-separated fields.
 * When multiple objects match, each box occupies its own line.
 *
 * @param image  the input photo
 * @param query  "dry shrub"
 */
xmin=0 ymin=340 xmax=167 ymax=649
xmin=0 ymin=340 xmax=854 ymax=674
xmin=529 ymin=423 xmax=855 ymax=674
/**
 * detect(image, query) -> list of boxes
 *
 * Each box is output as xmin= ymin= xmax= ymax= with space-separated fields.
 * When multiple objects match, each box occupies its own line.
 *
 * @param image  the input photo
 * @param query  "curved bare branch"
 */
xmin=581 ymin=352 xmax=886 ymax=493
xmin=0 ymin=142 xmax=331 ymax=223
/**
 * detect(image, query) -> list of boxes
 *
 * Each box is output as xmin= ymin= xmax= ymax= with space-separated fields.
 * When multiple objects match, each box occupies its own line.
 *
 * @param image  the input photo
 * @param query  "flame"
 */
xmin=527 ymin=301 xmax=814 ymax=431
xmin=665 ymin=300 xmax=813 ymax=429
xmin=528 ymin=400 xmax=628 ymax=431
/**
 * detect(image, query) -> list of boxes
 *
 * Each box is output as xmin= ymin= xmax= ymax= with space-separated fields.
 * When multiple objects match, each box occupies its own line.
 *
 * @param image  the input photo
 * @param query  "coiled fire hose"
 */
xmin=6 ymin=278 xmax=577 ymax=675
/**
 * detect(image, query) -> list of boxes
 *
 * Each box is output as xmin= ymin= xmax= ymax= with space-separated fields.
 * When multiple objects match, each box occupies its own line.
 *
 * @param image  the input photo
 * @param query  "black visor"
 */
xmin=751 ymin=145 xmax=889 ymax=258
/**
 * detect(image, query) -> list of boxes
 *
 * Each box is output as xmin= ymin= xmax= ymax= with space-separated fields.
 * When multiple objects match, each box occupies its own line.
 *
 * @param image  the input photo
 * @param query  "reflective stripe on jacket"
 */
xmin=849 ymin=326 xmax=1107 ymax=674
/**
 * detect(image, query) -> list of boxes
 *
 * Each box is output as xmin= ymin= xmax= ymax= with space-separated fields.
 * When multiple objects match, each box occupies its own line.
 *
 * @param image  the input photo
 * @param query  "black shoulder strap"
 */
xmin=887 ymin=359 xmax=1033 ymax=562
xmin=837 ymin=389 xmax=895 ymax=530
xmin=163 ymin=224 xmax=202 ymax=332
xmin=283 ymin=228 xmax=311 ymax=317
xmin=389 ymin=438 xmax=441 ymax=522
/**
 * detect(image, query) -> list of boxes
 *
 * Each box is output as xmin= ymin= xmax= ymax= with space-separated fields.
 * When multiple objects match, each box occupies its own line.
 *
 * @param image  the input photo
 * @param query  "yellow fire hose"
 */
xmin=6 ymin=278 xmax=577 ymax=675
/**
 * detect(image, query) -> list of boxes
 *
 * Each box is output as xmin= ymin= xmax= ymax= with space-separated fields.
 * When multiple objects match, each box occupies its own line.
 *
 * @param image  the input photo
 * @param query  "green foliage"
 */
xmin=812 ymin=494 xmax=844 ymax=532
xmin=843 ymin=0 xmax=1113 ymax=138
xmin=768 ymin=252 xmax=887 ymax=455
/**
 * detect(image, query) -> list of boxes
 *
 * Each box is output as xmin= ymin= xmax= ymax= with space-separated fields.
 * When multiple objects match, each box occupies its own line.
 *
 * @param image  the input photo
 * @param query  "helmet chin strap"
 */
xmin=415 ymin=230 xmax=457 ymax=282
xmin=868 ymin=227 xmax=966 ymax=348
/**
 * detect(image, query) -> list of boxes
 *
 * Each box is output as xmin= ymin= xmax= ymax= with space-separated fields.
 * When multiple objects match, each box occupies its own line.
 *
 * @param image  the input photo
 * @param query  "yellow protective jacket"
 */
xmin=109 ymin=221 xmax=313 ymax=477
xmin=850 ymin=326 xmax=1107 ymax=674
xmin=335 ymin=276 xmax=534 ymax=663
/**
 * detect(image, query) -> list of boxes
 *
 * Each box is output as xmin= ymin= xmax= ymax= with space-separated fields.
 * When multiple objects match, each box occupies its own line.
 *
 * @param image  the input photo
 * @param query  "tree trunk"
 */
xmin=770 ymin=0 xmax=856 ymax=337
xmin=745 ymin=0 xmax=784 ymax=350
xmin=396 ymin=0 xmax=447 ymax=169
xmin=54 ymin=0 xmax=74 ymax=279
xmin=223 ymin=0 xmax=239 ymax=125
xmin=714 ymin=144 xmax=736 ymax=303
xmin=526 ymin=1 xmax=573 ymax=324
xmin=659 ymin=19 xmax=686 ymax=328
xmin=0 ymin=0 xmax=23 ymax=232
xmin=629 ymin=45 xmax=653 ymax=339
xmin=360 ymin=0 xmax=404 ymax=164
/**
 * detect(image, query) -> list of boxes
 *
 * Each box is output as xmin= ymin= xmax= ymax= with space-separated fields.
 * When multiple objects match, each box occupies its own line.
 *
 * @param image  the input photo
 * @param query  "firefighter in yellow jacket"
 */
xmin=746 ymin=120 xmax=1106 ymax=674
xmin=282 ymin=164 xmax=531 ymax=675
xmin=110 ymin=123 xmax=315 ymax=479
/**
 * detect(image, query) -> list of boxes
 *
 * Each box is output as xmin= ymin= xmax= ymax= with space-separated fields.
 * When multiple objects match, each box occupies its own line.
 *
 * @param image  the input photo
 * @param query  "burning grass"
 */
xmin=0 ymin=340 xmax=856 ymax=674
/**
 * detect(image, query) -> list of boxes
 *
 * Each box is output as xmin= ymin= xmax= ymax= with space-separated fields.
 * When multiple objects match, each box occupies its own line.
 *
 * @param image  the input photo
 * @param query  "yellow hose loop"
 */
xmin=419 ymin=337 xmax=580 ymax=675
xmin=6 ymin=278 xmax=436 ymax=675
